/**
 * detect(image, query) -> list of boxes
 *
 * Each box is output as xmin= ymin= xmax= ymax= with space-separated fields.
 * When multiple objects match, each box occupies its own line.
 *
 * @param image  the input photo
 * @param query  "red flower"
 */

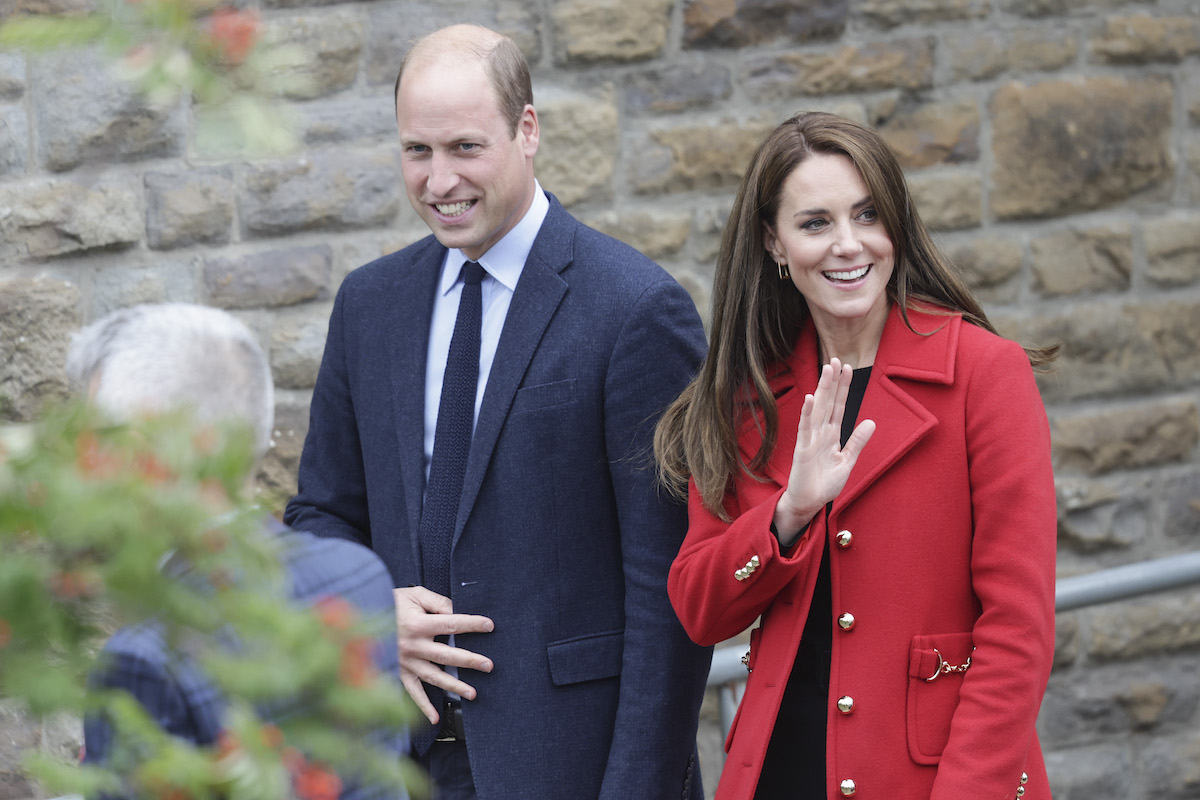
xmin=339 ymin=636 xmax=376 ymax=688
xmin=134 ymin=450 xmax=173 ymax=484
xmin=294 ymin=761 xmax=342 ymax=800
xmin=208 ymin=7 xmax=261 ymax=66
xmin=49 ymin=570 xmax=92 ymax=599
xmin=314 ymin=596 xmax=355 ymax=631
xmin=75 ymin=432 xmax=121 ymax=479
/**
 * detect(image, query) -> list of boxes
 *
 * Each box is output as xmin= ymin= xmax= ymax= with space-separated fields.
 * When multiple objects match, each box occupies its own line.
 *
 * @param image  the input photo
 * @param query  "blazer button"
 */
xmin=837 ymin=695 xmax=854 ymax=714
xmin=837 ymin=612 xmax=855 ymax=631
xmin=1021 ymin=772 xmax=1029 ymax=785
xmin=839 ymin=778 xmax=856 ymax=796
xmin=1016 ymin=789 xmax=1025 ymax=798
xmin=835 ymin=530 xmax=853 ymax=548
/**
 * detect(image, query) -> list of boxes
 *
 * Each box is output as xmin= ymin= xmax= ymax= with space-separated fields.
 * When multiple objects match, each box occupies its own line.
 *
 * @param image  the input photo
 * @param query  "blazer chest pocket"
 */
xmin=906 ymin=631 xmax=974 ymax=765
xmin=511 ymin=379 xmax=576 ymax=415
xmin=546 ymin=630 xmax=623 ymax=686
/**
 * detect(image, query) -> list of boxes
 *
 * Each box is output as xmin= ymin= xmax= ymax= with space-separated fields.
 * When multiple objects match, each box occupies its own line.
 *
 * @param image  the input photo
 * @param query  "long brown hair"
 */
xmin=654 ymin=111 xmax=1055 ymax=518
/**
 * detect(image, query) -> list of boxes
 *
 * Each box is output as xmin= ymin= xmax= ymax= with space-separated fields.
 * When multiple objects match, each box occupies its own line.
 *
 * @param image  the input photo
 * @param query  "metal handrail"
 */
xmin=706 ymin=550 xmax=1200 ymax=735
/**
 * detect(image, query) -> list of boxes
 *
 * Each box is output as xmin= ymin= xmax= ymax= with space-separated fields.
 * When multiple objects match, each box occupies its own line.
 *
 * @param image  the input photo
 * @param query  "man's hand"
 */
xmin=394 ymin=586 xmax=495 ymax=724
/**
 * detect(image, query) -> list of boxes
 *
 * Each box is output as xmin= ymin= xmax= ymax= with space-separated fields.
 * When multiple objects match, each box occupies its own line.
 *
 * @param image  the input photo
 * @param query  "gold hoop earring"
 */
xmin=777 ymin=261 xmax=791 ymax=281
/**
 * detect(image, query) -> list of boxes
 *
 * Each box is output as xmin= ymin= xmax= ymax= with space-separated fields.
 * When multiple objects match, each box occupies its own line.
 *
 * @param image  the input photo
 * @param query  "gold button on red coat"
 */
xmin=839 ymin=779 xmax=856 ymax=796
xmin=837 ymin=696 xmax=854 ymax=714
xmin=837 ymin=612 xmax=855 ymax=631
xmin=835 ymin=530 xmax=853 ymax=548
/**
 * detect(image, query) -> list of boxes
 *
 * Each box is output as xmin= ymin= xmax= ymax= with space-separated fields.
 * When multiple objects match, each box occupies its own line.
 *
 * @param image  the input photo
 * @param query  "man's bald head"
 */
xmin=393 ymin=24 xmax=532 ymax=136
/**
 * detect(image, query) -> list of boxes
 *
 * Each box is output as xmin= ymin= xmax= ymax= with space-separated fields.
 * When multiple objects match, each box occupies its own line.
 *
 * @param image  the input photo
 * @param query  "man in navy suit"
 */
xmin=69 ymin=303 xmax=407 ymax=798
xmin=284 ymin=23 xmax=712 ymax=800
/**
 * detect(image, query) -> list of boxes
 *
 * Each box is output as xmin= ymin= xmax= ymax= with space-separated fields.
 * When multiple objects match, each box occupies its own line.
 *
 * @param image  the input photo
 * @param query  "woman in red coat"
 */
xmin=655 ymin=112 xmax=1058 ymax=800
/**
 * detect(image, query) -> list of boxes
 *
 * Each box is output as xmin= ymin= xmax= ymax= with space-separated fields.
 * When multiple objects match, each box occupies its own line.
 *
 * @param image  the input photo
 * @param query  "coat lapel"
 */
xmin=453 ymin=195 xmax=571 ymax=542
xmin=388 ymin=239 xmax=444 ymax=560
xmin=745 ymin=305 xmax=959 ymax=511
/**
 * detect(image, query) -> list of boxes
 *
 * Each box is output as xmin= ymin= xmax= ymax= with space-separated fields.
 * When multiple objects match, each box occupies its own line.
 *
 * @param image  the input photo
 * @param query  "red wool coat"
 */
xmin=669 ymin=305 xmax=1057 ymax=800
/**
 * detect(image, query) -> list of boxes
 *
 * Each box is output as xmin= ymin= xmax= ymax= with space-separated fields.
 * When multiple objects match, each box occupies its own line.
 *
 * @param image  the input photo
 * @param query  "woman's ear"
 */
xmin=762 ymin=223 xmax=781 ymax=264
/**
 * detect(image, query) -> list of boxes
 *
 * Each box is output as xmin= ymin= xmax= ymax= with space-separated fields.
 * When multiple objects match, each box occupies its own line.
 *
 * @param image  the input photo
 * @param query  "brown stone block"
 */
xmin=858 ymin=0 xmax=988 ymax=29
xmin=0 ymin=178 xmax=141 ymax=261
xmin=255 ymin=388 xmax=310 ymax=513
xmin=1056 ymin=482 xmax=1149 ymax=554
xmin=1088 ymin=591 xmax=1200 ymax=662
xmin=240 ymin=149 xmax=401 ymax=236
xmin=203 ymin=245 xmax=332 ymax=310
xmin=32 ymin=49 xmax=186 ymax=172
xmin=269 ymin=302 xmax=332 ymax=390
xmin=1188 ymin=133 xmax=1200 ymax=203
xmin=581 ymin=209 xmax=691 ymax=260
xmin=0 ymin=0 xmax=93 ymax=16
xmin=624 ymin=62 xmax=733 ymax=115
xmin=944 ymin=234 xmax=1022 ymax=301
xmin=536 ymin=88 xmax=618 ymax=208
xmin=1145 ymin=213 xmax=1200 ymax=288
xmin=1142 ymin=730 xmax=1200 ymax=798
xmin=551 ymin=0 xmax=672 ymax=63
xmin=1051 ymin=398 xmax=1198 ymax=475
xmin=262 ymin=11 xmax=363 ymax=100
xmin=742 ymin=39 xmax=934 ymax=101
xmin=1030 ymin=224 xmax=1132 ymax=297
xmin=684 ymin=0 xmax=848 ymax=49
xmin=1090 ymin=14 xmax=1200 ymax=65
xmin=0 ymin=275 xmax=80 ymax=422
xmin=630 ymin=117 xmax=775 ymax=195
xmin=874 ymin=98 xmax=980 ymax=168
xmin=1053 ymin=612 xmax=1081 ymax=668
xmin=998 ymin=0 xmax=1123 ymax=17
xmin=990 ymin=77 xmax=1173 ymax=220
xmin=146 ymin=169 xmax=235 ymax=250
xmin=1022 ymin=300 xmax=1200 ymax=402
xmin=907 ymin=170 xmax=981 ymax=231
xmin=1009 ymin=25 xmax=1078 ymax=72
xmin=944 ymin=31 xmax=1008 ymax=82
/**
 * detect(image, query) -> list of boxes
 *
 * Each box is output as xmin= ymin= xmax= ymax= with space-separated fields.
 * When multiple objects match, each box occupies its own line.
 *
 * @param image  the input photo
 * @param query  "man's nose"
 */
xmin=427 ymin=152 xmax=460 ymax=197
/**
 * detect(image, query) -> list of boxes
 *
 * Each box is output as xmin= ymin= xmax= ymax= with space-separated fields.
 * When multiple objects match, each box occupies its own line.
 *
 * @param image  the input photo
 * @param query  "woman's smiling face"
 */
xmin=763 ymin=152 xmax=895 ymax=349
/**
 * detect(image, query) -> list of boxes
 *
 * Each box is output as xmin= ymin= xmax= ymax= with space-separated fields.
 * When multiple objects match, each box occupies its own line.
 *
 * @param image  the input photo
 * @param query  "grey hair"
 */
xmin=65 ymin=303 xmax=274 ymax=460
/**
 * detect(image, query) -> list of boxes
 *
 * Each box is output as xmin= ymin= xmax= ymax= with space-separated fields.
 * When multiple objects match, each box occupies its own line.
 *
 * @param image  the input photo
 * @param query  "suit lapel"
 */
xmin=747 ymin=305 xmax=959 ymax=511
xmin=388 ymin=239 xmax=444 ymax=560
xmin=453 ymin=196 xmax=572 ymax=542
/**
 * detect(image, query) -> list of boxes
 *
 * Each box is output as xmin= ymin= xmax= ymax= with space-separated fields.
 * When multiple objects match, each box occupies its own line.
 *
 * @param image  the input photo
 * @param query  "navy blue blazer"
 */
xmin=285 ymin=194 xmax=712 ymax=799
xmin=83 ymin=524 xmax=407 ymax=799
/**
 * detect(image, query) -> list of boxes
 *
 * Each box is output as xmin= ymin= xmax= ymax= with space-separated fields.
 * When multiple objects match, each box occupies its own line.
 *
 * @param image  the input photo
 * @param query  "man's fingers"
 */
xmin=400 ymin=671 xmax=439 ymax=724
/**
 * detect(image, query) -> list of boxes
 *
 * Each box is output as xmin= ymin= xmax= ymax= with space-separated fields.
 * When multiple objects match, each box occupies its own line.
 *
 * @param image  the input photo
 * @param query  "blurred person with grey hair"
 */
xmin=70 ymin=302 xmax=409 ymax=799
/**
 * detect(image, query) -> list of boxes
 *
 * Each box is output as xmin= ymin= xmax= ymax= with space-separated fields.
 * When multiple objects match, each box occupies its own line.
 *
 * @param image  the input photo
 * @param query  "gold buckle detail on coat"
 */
xmin=924 ymin=647 xmax=975 ymax=682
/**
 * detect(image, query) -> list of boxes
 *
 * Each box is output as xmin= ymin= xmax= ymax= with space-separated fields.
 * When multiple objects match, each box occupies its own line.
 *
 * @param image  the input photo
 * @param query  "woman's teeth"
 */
xmin=823 ymin=265 xmax=870 ymax=282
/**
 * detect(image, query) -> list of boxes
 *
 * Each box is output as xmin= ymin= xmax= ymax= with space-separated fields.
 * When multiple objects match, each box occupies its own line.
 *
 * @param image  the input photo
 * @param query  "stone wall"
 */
xmin=2 ymin=0 xmax=1199 ymax=797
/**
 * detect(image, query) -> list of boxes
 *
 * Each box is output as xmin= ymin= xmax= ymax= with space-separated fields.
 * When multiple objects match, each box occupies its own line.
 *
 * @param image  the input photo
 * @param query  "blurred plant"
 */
xmin=0 ymin=0 xmax=307 ymax=153
xmin=0 ymin=402 xmax=422 ymax=799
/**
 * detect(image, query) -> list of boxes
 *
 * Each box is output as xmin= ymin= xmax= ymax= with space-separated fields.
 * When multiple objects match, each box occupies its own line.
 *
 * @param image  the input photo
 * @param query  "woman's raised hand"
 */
xmin=773 ymin=359 xmax=876 ymax=545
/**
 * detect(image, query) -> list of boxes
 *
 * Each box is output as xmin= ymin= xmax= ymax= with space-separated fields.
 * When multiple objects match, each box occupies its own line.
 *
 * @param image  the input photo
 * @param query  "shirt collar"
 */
xmin=439 ymin=181 xmax=550 ymax=296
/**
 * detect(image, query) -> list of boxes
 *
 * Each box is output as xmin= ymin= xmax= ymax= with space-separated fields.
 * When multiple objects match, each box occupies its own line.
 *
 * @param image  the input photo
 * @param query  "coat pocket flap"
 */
xmin=546 ymin=630 xmax=623 ymax=686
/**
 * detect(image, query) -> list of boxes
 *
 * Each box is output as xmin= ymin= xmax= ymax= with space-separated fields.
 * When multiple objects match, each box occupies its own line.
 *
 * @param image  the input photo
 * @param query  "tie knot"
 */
xmin=462 ymin=261 xmax=485 ymax=286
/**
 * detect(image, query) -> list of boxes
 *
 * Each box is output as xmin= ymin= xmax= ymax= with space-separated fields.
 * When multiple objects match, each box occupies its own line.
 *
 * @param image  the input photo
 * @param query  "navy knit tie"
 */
xmin=419 ymin=261 xmax=485 ymax=601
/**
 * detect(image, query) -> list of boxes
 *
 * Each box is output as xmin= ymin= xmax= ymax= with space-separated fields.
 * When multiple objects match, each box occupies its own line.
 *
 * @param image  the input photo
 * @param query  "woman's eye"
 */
xmin=801 ymin=218 xmax=827 ymax=231
xmin=859 ymin=207 xmax=878 ymax=222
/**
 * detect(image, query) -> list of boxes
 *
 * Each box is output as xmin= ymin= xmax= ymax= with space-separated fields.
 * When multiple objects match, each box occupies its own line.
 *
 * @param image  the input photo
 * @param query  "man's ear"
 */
xmin=519 ymin=104 xmax=539 ymax=158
